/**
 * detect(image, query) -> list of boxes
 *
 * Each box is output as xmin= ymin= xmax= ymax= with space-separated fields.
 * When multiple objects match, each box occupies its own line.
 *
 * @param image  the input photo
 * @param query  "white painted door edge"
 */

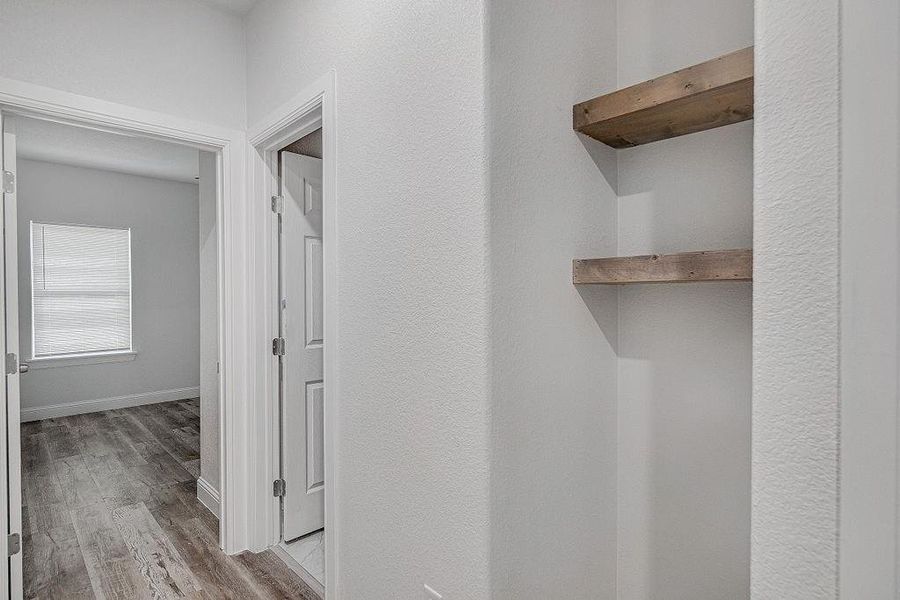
xmin=248 ymin=70 xmax=338 ymax=598
xmin=0 ymin=77 xmax=251 ymax=556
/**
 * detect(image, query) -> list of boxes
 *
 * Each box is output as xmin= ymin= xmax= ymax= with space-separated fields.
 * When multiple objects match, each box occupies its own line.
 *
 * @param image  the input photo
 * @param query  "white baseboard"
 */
xmin=196 ymin=476 xmax=220 ymax=519
xmin=20 ymin=386 xmax=200 ymax=422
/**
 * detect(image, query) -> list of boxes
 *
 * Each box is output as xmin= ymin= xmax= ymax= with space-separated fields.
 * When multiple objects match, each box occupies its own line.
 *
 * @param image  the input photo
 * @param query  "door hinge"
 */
xmin=272 ymin=337 xmax=285 ymax=356
xmin=2 ymin=171 xmax=14 ymax=194
xmin=273 ymin=479 xmax=286 ymax=497
xmin=7 ymin=533 xmax=20 ymax=557
xmin=5 ymin=352 xmax=17 ymax=375
xmin=271 ymin=195 xmax=284 ymax=214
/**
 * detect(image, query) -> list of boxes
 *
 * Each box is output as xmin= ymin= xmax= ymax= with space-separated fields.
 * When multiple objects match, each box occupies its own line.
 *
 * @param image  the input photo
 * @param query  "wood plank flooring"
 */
xmin=21 ymin=399 xmax=321 ymax=600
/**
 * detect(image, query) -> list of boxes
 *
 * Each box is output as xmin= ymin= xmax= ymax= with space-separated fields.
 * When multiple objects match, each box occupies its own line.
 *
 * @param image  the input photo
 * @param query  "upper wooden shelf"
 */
xmin=574 ymin=47 xmax=754 ymax=148
xmin=573 ymin=249 xmax=752 ymax=285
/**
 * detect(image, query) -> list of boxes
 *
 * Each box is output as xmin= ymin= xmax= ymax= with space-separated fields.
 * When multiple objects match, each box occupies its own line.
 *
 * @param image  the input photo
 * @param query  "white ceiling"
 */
xmin=13 ymin=116 xmax=200 ymax=184
xmin=197 ymin=0 xmax=260 ymax=16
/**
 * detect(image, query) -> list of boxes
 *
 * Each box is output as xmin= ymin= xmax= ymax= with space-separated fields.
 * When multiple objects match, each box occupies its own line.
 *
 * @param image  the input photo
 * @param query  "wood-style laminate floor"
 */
xmin=21 ymin=399 xmax=322 ymax=600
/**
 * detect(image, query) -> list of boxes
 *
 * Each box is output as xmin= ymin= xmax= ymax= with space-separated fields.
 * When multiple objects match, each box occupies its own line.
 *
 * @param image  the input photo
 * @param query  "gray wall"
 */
xmin=199 ymin=151 xmax=219 ymax=491
xmin=838 ymin=0 xmax=900 ymax=596
xmin=615 ymin=1 xmax=753 ymax=597
xmin=487 ymin=1 xmax=618 ymax=599
xmin=18 ymin=159 xmax=200 ymax=415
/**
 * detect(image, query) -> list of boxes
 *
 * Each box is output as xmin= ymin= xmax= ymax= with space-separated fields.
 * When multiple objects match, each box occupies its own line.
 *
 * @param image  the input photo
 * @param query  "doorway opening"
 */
xmin=272 ymin=127 xmax=326 ymax=596
xmin=247 ymin=73 xmax=336 ymax=599
xmin=10 ymin=114 xmax=223 ymax=598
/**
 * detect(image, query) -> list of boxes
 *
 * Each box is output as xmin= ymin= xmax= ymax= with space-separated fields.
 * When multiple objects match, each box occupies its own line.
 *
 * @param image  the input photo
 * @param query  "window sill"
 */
xmin=28 ymin=351 xmax=137 ymax=369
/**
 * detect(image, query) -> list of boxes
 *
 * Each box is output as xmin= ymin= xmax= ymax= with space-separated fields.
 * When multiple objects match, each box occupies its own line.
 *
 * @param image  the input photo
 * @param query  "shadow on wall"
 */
xmin=577 ymin=133 xmax=618 ymax=194
xmin=576 ymin=284 xmax=619 ymax=353
xmin=572 ymin=134 xmax=619 ymax=352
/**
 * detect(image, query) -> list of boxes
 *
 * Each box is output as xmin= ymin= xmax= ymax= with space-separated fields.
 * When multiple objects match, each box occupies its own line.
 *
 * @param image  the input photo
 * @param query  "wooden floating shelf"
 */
xmin=573 ymin=249 xmax=752 ymax=285
xmin=574 ymin=46 xmax=754 ymax=148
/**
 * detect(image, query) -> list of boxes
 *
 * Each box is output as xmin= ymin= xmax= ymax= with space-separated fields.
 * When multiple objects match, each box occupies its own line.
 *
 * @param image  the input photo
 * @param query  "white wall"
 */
xmin=751 ymin=2 xmax=900 ymax=594
xmin=0 ymin=0 xmax=246 ymax=129
xmin=753 ymin=0 xmax=841 ymax=595
xmin=247 ymin=3 xmax=761 ymax=597
xmin=246 ymin=2 xmax=492 ymax=598
xmin=615 ymin=1 xmax=753 ymax=598
xmin=17 ymin=159 xmax=200 ymax=417
xmin=486 ymin=1 xmax=618 ymax=599
xmin=839 ymin=0 xmax=900 ymax=596
xmin=199 ymin=151 xmax=219 ymax=492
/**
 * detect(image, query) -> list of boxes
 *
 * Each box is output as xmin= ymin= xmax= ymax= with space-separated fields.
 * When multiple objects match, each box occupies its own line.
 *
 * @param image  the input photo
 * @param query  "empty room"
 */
xmin=0 ymin=1 xmax=897 ymax=599
xmin=9 ymin=115 xmax=229 ymax=597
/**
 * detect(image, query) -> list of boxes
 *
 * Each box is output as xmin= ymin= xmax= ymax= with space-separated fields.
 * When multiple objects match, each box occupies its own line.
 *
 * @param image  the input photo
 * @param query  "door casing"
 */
xmin=0 ymin=76 xmax=249 ymax=559
xmin=2 ymin=115 xmax=23 ymax=600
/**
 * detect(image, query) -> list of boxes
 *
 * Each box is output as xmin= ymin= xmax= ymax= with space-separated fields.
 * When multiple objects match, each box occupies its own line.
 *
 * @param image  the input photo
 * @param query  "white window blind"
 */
xmin=31 ymin=222 xmax=132 ymax=358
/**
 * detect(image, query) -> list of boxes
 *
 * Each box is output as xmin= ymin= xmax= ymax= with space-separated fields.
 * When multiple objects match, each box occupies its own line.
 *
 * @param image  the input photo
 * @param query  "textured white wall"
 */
xmin=17 ymin=159 xmax=200 ymax=412
xmin=487 ymin=1 xmax=618 ymax=599
xmin=246 ymin=2 xmax=491 ymax=598
xmin=753 ymin=0 xmax=841 ymax=596
xmin=199 ymin=151 xmax=219 ymax=492
xmin=615 ymin=1 xmax=753 ymax=598
xmin=0 ymin=0 xmax=246 ymax=129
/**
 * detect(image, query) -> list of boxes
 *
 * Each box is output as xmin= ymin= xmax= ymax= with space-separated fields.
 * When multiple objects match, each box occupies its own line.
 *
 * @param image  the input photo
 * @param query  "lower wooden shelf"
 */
xmin=573 ymin=249 xmax=752 ymax=284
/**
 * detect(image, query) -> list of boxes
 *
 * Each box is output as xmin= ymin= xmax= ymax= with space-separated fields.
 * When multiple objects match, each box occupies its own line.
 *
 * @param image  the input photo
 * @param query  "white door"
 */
xmin=279 ymin=151 xmax=325 ymax=541
xmin=1 ymin=113 xmax=23 ymax=600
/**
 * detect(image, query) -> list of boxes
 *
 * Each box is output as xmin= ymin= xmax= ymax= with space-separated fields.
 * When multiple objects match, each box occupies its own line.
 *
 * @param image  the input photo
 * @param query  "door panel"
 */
xmin=305 ymin=381 xmax=325 ymax=492
xmin=305 ymin=237 xmax=324 ymax=348
xmin=2 ymin=113 xmax=23 ymax=600
xmin=280 ymin=151 xmax=325 ymax=541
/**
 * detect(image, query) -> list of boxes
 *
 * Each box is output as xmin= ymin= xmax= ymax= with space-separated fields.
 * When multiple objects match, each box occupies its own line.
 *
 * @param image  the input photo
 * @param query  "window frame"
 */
xmin=28 ymin=220 xmax=135 ymax=366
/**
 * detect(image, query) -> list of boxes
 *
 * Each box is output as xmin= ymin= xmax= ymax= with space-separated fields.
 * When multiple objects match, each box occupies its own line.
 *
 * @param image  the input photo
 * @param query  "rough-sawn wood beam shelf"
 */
xmin=574 ymin=46 xmax=754 ymax=148
xmin=573 ymin=249 xmax=752 ymax=284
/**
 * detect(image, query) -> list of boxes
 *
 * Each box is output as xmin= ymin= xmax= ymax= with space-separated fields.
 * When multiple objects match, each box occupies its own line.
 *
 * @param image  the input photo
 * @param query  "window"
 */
xmin=30 ymin=222 xmax=132 ymax=359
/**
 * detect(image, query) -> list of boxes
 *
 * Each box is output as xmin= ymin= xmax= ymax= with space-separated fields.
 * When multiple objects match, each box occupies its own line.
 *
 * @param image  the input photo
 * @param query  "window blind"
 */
xmin=31 ymin=222 xmax=132 ymax=357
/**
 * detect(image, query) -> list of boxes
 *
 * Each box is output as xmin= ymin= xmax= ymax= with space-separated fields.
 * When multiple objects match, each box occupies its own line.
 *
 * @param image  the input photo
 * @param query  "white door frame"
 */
xmin=2 ymin=115 xmax=23 ymax=600
xmin=247 ymin=70 xmax=338 ymax=597
xmin=0 ymin=77 xmax=253 ymax=556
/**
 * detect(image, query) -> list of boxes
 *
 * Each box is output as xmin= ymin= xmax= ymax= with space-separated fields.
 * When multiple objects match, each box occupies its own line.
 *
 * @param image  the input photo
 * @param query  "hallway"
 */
xmin=21 ymin=400 xmax=320 ymax=599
